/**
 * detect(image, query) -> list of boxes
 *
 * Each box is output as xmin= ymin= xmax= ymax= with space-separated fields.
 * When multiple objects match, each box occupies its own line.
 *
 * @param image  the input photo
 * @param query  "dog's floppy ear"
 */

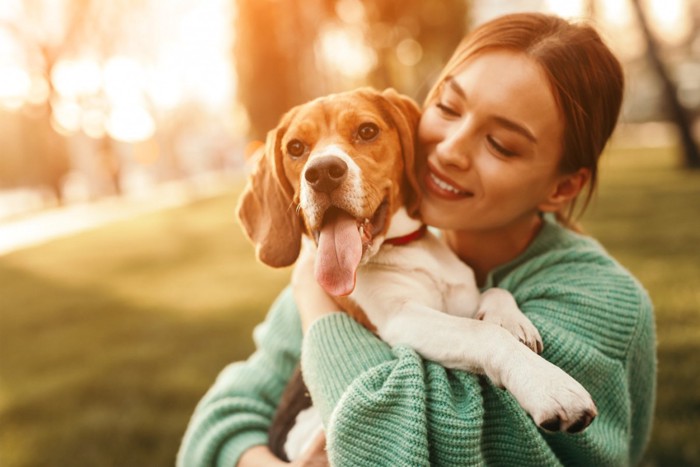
xmin=380 ymin=88 xmax=422 ymax=218
xmin=236 ymin=114 xmax=303 ymax=268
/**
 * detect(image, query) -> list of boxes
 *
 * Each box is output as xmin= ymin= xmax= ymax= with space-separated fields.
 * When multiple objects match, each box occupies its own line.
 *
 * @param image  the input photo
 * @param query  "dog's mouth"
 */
xmin=313 ymin=199 xmax=389 ymax=297
xmin=313 ymin=200 xmax=389 ymax=247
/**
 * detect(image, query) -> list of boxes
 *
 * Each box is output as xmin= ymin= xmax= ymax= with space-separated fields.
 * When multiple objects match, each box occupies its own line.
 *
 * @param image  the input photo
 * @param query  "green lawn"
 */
xmin=0 ymin=185 xmax=291 ymax=467
xmin=1 ymin=146 xmax=699 ymax=466
xmin=580 ymin=146 xmax=700 ymax=466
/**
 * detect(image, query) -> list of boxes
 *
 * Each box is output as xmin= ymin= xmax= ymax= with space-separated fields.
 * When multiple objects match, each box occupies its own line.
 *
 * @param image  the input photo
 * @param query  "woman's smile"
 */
xmin=424 ymin=164 xmax=473 ymax=200
xmin=417 ymin=50 xmax=567 ymax=233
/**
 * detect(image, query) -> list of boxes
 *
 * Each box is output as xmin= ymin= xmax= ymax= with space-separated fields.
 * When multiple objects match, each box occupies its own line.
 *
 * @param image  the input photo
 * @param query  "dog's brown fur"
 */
xmin=237 ymin=88 xmax=422 ymax=330
xmin=237 ymin=88 xmax=422 ymax=459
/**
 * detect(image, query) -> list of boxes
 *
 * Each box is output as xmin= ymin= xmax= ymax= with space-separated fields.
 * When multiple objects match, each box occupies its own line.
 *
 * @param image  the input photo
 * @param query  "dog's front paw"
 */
xmin=530 ymin=380 xmax=597 ymax=434
xmin=506 ymin=351 xmax=597 ymax=433
xmin=476 ymin=288 xmax=543 ymax=353
xmin=476 ymin=306 xmax=543 ymax=354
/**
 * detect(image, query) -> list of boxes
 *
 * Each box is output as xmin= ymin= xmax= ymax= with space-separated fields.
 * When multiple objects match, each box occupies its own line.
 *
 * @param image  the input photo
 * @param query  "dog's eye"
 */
xmin=286 ymin=139 xmax=306 ymax=158
xmin=358 ymin=122 xmax=379 ymax=141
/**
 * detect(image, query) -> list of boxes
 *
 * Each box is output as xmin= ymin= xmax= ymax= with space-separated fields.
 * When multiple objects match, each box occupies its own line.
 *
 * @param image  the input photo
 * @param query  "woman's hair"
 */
xmin=425 ymin=13 xmax=624 ymax=227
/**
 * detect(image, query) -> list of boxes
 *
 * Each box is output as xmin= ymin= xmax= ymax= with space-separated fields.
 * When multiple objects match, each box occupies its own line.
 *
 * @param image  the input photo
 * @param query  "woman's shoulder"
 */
xmin=494 ymin=217 xmax=653 ymax=355
xmin=500 ymin=215 xmax=646 ymax=293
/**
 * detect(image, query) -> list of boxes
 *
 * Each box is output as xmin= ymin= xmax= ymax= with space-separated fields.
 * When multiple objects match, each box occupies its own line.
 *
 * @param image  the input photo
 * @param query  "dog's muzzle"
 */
xmin=305 ymin=156 xmax=348 ymax=194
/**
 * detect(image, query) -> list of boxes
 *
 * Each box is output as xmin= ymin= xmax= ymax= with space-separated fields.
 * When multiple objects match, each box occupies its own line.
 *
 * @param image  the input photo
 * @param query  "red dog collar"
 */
xmin=384 ymin=224 xmax=428 ymax=246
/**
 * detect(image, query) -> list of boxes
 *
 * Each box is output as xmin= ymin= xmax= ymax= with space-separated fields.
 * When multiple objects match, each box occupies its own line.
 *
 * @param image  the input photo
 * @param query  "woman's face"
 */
xmin=417 ymin=50 xmax=567 ymax=232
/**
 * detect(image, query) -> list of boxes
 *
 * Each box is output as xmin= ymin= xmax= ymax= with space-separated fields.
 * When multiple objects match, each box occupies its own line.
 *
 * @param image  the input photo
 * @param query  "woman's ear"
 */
xmin=538 ymin=168 xmax=591 ymax=213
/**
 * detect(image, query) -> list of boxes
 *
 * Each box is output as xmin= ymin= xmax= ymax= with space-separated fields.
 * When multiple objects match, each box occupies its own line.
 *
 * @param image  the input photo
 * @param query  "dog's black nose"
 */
xmin=305 ymin=156 xmax=348 ymax=193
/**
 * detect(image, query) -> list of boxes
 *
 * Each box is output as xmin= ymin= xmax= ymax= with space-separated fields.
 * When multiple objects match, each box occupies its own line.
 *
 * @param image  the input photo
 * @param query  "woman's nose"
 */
xmin=436 ymin=122 xmax=473 ymax=170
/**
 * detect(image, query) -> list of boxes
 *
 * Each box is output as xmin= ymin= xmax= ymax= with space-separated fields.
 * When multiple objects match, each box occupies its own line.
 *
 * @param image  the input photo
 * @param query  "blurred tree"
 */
xmin=233 ymin=0 xmax=469 ymax=140
xmin=0 ymin=0 xmax=154 ymax=201
xmin=630 ymin=0 xmax=700 ymax=168
xmin=0 ymin=108 xmax=70 ymax=201
xmin=234 ymin=0 xmax=336 ymax=141
xmin=0 ymin=0 xmax=88 ymax=201
xmin=359 ymin=0 xmax=467 ymax=100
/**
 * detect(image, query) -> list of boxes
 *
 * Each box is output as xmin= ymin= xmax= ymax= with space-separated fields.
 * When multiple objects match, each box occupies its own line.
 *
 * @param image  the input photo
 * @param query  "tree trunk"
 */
xmin=630 ymin=0 xmax=700 ymax=168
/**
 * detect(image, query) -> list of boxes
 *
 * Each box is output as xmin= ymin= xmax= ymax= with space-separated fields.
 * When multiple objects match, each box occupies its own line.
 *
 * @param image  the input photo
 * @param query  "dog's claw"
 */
xmin=480 ymin=308 xmax=543 ymax=355
xmin=566 ymin=418 xmax=588 ymax=433
xmin=538 ymin=407 xmax=596 ymax=433
xmin=503 ymin=344 xmax=598 ymax=435
xmin=540 ymin=417 xmax=562 ymax=432
xmin=567 ymin=409 xmax=596 ymax=433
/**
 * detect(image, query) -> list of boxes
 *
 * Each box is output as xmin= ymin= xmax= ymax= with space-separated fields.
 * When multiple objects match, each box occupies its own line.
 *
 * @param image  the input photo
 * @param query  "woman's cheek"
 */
xmin=417 ymin=108 xmax=441 ymax=144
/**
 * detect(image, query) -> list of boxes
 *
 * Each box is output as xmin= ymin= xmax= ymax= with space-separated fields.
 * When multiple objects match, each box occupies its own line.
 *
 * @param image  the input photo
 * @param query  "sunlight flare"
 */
xmin=543 ymin=0 xmax=585 ymax=18
xmin=51 ymin=59 xmax=102 ymax=98
xmin=106 ymin=105 xmax=156 ymax=143
xmin=645 ymin=0 xmax=692 ymax=45
xmin=0 ymin=65 xmax=30 ymax=109
xmin=318 ymin=26 xmax=376 ymax=79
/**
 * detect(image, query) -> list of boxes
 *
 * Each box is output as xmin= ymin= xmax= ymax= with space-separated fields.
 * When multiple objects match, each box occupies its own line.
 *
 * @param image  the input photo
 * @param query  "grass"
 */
xmin=1 ymin=145 xmax=699 ymax=466
xmin=0 ymin=185 xmax=291 ymax=467
xmin=581 ymin=146 xmax=700 ymax=466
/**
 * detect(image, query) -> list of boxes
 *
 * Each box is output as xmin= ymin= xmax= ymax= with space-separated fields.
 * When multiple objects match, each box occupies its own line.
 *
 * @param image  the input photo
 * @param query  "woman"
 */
xmin=178 ymin=12 xmax=656 ymax=466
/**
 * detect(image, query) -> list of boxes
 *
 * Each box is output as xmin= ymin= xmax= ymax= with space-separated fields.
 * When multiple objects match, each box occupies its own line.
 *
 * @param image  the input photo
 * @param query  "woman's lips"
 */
xmin=424 ymin=167 xmax=473 ymax=200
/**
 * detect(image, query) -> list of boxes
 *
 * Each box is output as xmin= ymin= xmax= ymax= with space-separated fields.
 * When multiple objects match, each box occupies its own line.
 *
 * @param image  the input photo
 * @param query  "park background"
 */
xmin=0 ymin=0 xmax=698 ymax=465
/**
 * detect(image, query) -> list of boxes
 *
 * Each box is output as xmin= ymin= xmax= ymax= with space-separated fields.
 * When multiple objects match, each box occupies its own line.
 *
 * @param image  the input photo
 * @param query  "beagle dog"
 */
xmin=237 ymin=88 xmax=597 ymax=459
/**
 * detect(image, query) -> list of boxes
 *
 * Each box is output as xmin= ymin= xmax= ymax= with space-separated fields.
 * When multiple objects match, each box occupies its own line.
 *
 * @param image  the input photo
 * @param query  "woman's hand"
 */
xmin=291 ymin=246 xmax=339 ymax=333
xmin=237 ymin=445 xmax=288 ymax=467
xmin=237 ymin=433 xmax=328 ymax=467
xmin=290 ymin=432 xmax=329 ymax=467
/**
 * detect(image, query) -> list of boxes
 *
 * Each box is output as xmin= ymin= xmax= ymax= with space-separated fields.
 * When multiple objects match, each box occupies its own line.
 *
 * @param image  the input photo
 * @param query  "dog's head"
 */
xmin=237 ymin=87 xmax=421 ymax=295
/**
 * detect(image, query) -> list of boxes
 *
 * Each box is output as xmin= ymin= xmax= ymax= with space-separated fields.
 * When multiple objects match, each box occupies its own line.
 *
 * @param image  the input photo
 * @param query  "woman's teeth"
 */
xmin=430 ymin=172 xmax=466 ymax=195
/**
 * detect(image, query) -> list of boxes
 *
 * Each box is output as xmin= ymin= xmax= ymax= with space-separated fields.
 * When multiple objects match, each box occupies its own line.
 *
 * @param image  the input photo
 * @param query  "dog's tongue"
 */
xmin=315 ymin=209 xmax=362 ymax=296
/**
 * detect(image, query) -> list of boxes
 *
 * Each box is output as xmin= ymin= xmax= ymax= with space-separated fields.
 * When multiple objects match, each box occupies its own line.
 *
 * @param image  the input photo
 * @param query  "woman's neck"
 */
xmin=442 ymin=214 xmax=543 ymax=286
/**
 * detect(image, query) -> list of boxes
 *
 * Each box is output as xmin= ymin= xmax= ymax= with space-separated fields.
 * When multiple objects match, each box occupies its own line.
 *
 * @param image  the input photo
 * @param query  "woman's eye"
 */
xmin=357 ymin=122 xmax=379 ymax=141
xmin=286 ymin=139 xmax=307 ymax=158
xmin=487 ymin=136 xmax=517 ymax=157
xmin=436 ymin=102 xmax=459 ymax=117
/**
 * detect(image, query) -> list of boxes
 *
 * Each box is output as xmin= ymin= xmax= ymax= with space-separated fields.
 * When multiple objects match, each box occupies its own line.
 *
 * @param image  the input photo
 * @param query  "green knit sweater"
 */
xmin=177 ymin=216 xmax=656 ymax=467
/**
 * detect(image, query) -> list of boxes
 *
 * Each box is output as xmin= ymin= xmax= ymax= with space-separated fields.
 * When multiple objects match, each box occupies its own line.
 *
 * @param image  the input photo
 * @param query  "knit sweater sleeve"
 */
xmin=301 ymin=247 xmax=656 ymax=466
xmin=177 ymin=287 xmax=302 ymax=467
xmin=505 ymin=250 xmax=656 ymax=466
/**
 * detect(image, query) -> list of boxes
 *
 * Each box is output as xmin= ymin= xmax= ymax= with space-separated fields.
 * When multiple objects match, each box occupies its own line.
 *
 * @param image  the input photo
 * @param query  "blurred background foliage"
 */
xmin=0 ymin=0 xmax=698 ymax=217
xmin=234 ymin=0 xmax=467 ymax=139
xmin=1 ymin=0 xmax=699 ymax=466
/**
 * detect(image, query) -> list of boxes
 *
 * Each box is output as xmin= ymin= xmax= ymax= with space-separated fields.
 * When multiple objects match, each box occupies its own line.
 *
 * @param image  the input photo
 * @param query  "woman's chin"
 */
xmin=418 ymin=199 xmax=453 ymax=229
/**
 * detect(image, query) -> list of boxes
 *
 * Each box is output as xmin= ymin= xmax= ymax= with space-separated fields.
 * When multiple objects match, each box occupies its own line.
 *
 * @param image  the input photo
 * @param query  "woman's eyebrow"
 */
xmin=446 ymin=76 xmax=537 ymax=143
xmin=446 ymin=76 xmax=467 ymax=99
xmin=493 ymin=116 xmax=538 ymax=143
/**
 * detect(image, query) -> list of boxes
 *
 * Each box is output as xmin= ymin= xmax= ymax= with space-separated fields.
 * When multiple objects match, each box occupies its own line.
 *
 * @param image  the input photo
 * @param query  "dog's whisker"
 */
xmin=289 ymin=200 xmax=302 ymax=215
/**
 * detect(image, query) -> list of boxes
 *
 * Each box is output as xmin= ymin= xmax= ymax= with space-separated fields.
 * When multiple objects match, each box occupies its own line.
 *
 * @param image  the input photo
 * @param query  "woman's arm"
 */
xmin=176 ymin=288 xmax=304 ymax=467
xmin=238 ymin=433 xmax=329 ymax=467
xmin=299 ymin=259 xmax=655 ymax=466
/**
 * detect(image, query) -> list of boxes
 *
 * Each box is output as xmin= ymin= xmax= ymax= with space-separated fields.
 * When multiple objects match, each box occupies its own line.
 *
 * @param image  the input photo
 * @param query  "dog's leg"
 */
xmin=432 ymin=247 xmax=542 ymax=352
xmin=475 ymin=288 xmax=543 ymax=354
xmin=372 ymin=302 xmax=597 ymax=433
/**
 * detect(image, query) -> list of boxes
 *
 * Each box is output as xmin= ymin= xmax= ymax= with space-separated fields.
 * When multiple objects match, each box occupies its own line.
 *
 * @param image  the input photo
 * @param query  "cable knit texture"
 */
xmin=177 ymin=215 xmax=656 ymax=467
